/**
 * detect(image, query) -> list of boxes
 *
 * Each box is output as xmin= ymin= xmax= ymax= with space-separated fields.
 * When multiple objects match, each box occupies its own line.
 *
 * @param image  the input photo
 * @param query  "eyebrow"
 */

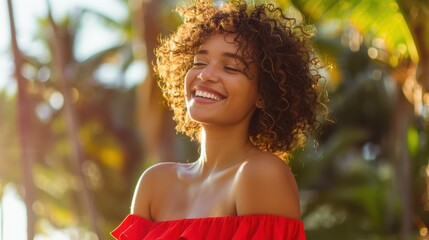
xmin=196 ymin=49 xmax=246 ymax=65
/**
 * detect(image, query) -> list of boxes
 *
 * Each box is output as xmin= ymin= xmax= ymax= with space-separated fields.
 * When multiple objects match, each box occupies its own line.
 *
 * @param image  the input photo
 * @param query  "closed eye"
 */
xmin=224 ymin=66 xmax=241 ymax=73
xmin=192 ymin=62 xmax=206 ymax=68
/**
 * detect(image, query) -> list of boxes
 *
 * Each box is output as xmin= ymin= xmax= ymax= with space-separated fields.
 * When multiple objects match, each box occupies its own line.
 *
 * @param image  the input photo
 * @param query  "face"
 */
xmin=184 ymin=34 xmax=259 ymax=128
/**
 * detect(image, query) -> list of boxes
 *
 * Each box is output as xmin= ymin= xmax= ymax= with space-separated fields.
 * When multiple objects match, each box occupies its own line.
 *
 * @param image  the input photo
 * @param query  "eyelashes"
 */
xmin=224 ymin=66 xmax=240 ymax=72
xmin=192 ymin=62 xmax=242 ymax=73
xmin=192 ymin=62 xmax=206 ymax=68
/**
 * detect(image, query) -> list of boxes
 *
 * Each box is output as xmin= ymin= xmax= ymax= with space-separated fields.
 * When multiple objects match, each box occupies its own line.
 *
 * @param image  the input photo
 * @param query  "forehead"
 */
xmin=198 ymin=34 xmax=240 ymax=52
xmin=196 ymin=33 xmax=255 ymax=65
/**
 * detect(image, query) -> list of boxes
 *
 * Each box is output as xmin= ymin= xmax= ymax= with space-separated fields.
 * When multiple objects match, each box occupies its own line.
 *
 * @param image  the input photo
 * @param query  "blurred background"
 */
xmin=1 ymin=0 xmax=428 ymax=239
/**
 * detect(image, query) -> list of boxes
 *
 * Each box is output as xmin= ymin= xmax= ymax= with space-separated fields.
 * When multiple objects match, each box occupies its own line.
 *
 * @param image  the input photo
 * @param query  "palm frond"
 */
xmin=292 ymin=0 xmax=418 ymax=62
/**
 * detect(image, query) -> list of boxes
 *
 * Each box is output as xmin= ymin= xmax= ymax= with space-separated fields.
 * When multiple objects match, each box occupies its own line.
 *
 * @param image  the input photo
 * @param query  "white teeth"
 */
xmin=195 ymin=90 xmax=221 ymax=101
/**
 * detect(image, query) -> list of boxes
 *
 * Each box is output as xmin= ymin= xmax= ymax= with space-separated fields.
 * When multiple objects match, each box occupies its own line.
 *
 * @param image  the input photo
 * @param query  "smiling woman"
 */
xmin=112 ymin=0 xmax=327 ymax=239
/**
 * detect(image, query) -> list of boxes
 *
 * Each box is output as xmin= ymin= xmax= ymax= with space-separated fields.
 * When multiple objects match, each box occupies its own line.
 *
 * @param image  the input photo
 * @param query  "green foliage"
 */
xmin=288 ymin=0 xmax=429 ymax=238
xmin=292 ymin=0 xmax=418 ymax=64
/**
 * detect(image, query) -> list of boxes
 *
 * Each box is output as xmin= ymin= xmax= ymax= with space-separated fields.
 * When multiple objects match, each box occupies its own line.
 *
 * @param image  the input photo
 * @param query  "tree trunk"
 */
xmin=395 ymin=1 xmax=429 ymax=237
xmin=392 ymin=88 xmax=414 ymax=238
xmin=7 ymin=0 xmax=36 ymax=239
xmin=136 ymin=0 xmax=178 ymax=163
xmin=45 ymin=1 xmax=102 ymax=238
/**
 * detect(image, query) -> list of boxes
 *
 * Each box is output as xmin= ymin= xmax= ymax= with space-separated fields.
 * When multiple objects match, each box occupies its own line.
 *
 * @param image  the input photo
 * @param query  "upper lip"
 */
xmin=193 ymin=85 xmax=227 ymax=99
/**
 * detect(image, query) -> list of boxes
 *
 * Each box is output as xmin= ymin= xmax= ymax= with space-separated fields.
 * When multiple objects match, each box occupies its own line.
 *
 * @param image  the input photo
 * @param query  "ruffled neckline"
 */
xmin=112 ymin=214 xmax=306 ymax=240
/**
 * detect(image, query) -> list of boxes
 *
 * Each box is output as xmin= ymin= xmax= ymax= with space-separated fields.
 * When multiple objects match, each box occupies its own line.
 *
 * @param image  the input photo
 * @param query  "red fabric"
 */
xmin=111 ymin=214 xmax=306 ymax=240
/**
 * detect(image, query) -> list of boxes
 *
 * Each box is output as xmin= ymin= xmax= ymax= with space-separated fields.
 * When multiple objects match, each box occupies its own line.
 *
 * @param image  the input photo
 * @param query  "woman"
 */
xmin=112 ymin=0 xmax=326 ymax=239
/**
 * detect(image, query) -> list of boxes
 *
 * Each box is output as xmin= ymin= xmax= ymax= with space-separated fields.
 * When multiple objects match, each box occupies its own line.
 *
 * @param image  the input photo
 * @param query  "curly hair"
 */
xmin=155 ymin=0 xmax=327 ymax=159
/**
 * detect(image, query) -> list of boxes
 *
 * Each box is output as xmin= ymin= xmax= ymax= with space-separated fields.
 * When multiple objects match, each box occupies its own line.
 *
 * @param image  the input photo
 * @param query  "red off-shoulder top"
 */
xmin=111 ymin=214 xmax=306 ymax=240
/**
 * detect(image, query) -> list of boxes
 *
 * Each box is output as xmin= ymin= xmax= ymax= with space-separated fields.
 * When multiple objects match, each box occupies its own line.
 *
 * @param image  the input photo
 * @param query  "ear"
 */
xmin=255 ymin=96 xmax=264 ymax=109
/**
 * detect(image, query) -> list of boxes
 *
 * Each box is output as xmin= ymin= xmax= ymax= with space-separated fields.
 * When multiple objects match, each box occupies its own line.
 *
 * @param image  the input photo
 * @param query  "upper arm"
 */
xmin=235 ymin=155 xmax=301 ymax=220
xmin=130 ymin=163 xmax=173 ymax=219
xmin=130 ymin=168 xmax=153 ymax=218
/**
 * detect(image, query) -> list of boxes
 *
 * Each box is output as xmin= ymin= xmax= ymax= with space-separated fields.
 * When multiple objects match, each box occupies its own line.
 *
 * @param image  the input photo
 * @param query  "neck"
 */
xmin=196 ymin=124 xmax=255 ymax=173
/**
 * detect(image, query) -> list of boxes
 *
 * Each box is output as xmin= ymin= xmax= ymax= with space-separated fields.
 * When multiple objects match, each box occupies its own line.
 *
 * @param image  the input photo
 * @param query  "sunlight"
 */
xmin=0 ymin=0 xmax=129 ymax=93
xmin=1 ymin=184 xmax=27 ymax=240
xmin=0 ymin=184 xmax=86 ymax=240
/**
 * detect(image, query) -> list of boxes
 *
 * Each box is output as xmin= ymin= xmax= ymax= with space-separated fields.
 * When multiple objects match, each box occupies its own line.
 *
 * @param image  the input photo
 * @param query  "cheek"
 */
xmin=245 ymin=81 xmax=259 ymax=101
xmin=184 ymin=70 xmax=194 ymax=97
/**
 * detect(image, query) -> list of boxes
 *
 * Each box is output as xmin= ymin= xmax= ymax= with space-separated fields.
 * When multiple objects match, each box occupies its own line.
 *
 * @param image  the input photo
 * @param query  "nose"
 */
xmin=198 ymin=63 xmax=219 ymax=82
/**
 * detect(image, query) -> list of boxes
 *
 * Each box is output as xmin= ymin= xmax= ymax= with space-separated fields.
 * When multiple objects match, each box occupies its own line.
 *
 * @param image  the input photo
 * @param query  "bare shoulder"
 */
xmin=235 ymin=152 xmax=301 ymax=219
xmin=141 ymin=162 xmax=179 ymax=180
xmin=241 ymin=152 xmax=294 ymax=175
xmin=131 ymin=162 xmax=179 ymax=219
xmin=135 ymin=162 xmax=179 ymax=190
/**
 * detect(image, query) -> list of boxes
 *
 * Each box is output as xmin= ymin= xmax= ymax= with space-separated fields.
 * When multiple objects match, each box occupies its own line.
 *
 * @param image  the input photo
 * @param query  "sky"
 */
xmin=0 ymin=0 xmax=131 ymax=239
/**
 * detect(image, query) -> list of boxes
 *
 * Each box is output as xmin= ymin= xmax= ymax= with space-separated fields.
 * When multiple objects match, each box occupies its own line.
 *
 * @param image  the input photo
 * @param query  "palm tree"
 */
xmin=44 ymin=0 xmax=102 ymax=237
xmin=6 ymin=0 xmax=36 ymax=239
xmin=5 ymin=0 xmax=141 ymax=237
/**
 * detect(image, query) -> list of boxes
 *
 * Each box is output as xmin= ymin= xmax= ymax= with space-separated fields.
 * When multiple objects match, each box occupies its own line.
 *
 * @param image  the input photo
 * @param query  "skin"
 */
xmin=131 ymin=34 xmax=301 ymax=221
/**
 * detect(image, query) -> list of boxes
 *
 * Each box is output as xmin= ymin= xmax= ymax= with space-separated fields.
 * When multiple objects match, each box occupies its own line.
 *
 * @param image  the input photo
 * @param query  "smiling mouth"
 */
xmin=192 ymin=89 xmax=226 ymax=102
